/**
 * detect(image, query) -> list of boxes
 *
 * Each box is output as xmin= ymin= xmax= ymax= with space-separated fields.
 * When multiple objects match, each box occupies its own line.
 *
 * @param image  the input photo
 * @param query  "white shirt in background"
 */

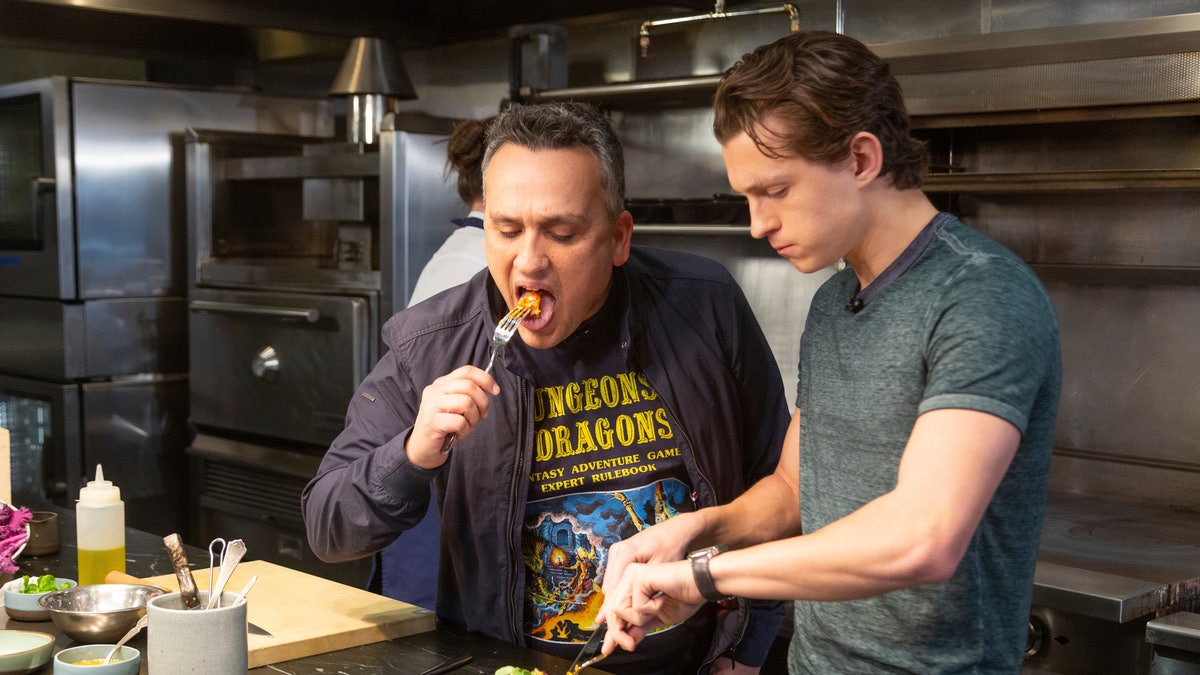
xmin=407 ymin=211 xmax=488 ymax=307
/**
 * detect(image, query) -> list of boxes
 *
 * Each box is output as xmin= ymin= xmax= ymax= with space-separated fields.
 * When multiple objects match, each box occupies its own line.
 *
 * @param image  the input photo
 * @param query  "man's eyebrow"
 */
xmin=489 ymin=212 xmax=591 ymax=225
xmin=737 ymin=181 xmax=771 ymax=195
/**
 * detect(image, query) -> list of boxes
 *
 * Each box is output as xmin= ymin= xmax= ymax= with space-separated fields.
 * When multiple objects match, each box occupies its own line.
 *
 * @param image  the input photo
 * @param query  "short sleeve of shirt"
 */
xmin=918 ymin=250 xmax=1059 ymax=435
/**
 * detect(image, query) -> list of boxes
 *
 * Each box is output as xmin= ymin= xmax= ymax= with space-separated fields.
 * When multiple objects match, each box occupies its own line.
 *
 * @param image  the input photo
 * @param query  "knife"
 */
xmin=163 ymin=533 xmax=201 ymax=609
xmin=418 ymin=654 xmax=473 ymax=675
xmin=566 ymin=623 xmax=608 ymax=675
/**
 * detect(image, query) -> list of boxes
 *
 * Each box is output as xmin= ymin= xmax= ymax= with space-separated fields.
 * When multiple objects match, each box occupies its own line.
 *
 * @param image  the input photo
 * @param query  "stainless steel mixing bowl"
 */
xmin=37 ymin=584 xmax=164 ymax=643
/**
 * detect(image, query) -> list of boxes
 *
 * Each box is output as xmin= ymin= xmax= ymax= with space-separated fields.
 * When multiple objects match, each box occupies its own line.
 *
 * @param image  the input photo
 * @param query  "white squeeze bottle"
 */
xmin=77 ymin=464 xmax=125 ymax=585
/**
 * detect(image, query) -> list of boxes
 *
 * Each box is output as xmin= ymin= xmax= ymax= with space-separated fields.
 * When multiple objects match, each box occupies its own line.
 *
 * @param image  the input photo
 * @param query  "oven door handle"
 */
xmin=31 ymin=176 xmax=56 ymax=236
xmin=189 ymin=299 xmax=321 ymax=323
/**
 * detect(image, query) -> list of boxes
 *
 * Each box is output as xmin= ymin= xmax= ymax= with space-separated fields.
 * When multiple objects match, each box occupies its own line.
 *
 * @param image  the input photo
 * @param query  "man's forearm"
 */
xmin=692 ymin=472 xmax=801 ymax=550
xmin=303 ymin=428 xmax=434 ymax=562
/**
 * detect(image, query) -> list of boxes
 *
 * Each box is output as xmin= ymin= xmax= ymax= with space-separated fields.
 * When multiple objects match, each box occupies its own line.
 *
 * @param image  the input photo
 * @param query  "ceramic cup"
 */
xmin=147 ymin=591 xmax=247 ymax=674
xmin=24 ymin=511 xmax=61 ymax=556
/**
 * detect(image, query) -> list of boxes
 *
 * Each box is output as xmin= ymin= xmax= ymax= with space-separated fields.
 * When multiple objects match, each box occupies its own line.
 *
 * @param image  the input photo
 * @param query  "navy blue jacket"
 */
xmin=303 ymin=246 xmax=789 ymax=668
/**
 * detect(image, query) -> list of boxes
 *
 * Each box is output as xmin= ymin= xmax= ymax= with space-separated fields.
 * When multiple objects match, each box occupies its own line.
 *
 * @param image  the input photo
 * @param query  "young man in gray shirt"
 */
xmin=599 ymin=30 xmax=1061 ymax=674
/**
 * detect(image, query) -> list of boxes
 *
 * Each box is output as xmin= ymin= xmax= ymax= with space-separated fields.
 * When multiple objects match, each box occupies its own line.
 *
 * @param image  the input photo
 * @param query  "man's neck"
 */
xmin=846 ymin=189 xmax=939 ymax=290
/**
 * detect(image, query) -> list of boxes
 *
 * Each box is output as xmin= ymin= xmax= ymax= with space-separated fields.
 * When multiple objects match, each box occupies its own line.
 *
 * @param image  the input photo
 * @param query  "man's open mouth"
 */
xmin=518 ymin=286 xmax=553 ymax=330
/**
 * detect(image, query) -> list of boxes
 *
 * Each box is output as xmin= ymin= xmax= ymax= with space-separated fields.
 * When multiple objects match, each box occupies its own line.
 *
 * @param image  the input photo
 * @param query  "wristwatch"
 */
xmin=688 ymin=544 xmax=733 ymax=603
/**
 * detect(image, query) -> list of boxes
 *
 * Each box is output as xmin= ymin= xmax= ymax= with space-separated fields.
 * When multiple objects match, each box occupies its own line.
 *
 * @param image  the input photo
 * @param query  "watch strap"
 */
xmin=690 ymin=545 xmax=731 ymax=603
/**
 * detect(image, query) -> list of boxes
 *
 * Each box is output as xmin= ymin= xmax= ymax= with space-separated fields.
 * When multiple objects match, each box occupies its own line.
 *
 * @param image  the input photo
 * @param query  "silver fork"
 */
xmin=440 ymin=305 xmax=532 ymax=454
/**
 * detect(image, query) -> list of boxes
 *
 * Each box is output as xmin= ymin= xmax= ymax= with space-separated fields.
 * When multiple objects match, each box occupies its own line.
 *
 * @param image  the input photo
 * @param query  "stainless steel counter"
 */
xmin=1035 ymin=491 xmax=1200 ymax=622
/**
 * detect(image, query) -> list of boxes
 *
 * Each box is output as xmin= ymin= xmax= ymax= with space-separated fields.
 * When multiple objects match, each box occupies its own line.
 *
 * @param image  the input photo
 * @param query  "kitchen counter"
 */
xmin=4 ymin=509 xmax=608 ymax=674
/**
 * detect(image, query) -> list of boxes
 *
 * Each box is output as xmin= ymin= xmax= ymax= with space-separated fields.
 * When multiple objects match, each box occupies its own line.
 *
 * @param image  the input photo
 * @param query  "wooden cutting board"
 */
xmin=122 ymin=559 xmax=436 ymax=668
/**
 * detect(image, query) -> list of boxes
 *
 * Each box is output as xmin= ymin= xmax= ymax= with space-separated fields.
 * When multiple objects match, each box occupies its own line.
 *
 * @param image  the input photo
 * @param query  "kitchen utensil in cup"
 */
xmin=206 ymin=538 xmax=247 ymax=609
xmin=232 ymin=575 xmax=258 ymax=605
xmin=147 ymin=590 xmax=248 ymax=674
xmin=163 ymin=533 xmax=201 ymax=610
xmin=207 ymin=537 xmax=226 ymax=592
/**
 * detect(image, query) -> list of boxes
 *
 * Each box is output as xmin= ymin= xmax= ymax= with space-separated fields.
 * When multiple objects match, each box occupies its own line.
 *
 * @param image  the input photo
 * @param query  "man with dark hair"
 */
xmin=304 ymin=101 xmax=788 ymax=674
xmin=599 ymin=30 xmax=1061 ymax=673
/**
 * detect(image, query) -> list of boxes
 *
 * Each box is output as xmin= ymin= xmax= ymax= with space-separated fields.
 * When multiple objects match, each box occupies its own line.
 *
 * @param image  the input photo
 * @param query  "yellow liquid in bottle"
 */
xmin=78 ymin=547 xmax=125 ymax=586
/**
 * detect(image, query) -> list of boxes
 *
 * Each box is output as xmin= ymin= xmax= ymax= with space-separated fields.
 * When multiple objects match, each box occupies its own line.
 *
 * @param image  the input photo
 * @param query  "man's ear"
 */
xmin=849 ymin=131 xmax=884 ymax=186
xmin=612 ymin=209 xmax=634 ymax=266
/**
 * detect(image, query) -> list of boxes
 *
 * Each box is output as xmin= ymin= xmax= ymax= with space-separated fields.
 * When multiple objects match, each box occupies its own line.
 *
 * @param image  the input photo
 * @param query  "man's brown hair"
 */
xmin=713 ymin=30 xmax=929 ymax=189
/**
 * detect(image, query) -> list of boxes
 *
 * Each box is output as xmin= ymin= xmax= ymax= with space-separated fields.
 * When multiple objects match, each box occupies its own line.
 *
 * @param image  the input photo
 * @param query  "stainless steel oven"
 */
xmin=0 ymin=372 xmax=189 ymax=535
xmin=0 ymin=77 xmax=331 ymax=302
xmin=184 ymin=114 xmax=459 ymax=586
xmin=0 ymin=77 xmax=69 ymax=299
xmin=0 ymin=76 xmax=331 ymax=538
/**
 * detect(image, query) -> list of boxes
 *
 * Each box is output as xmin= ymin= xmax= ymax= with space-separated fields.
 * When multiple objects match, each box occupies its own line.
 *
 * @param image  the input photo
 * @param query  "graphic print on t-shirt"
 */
xmin=522 ymin=369 xmax=694 ymax=649
xmin=524 ymin=479 xmax=692 ymax=643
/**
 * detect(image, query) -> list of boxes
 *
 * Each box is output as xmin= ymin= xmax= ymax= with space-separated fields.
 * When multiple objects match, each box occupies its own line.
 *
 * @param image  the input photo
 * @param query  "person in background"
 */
xmin=407 ymin=116 xmax=496 ymax=306
xmin=304 ymin=101 xmax=789 ymax=674
xmin=373 ymin=116 xmax=496 ymax=610
xmin=597 ymin=30 xmax=1062 ymax=674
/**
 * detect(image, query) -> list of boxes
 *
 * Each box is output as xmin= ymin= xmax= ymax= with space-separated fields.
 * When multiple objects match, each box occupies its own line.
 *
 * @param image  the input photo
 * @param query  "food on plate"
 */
xmin=0 ymin=502 xmax=31 ymax=573
xmin=18 ymin=573 xmax=73 ymax=593
xmin=494 ymin=667 xmax=547 ymax=675
xmin=516 ymin=290 xmax=541 ymax=315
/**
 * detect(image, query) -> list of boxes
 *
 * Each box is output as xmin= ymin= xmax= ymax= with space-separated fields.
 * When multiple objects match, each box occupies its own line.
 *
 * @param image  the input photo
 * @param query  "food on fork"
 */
xmin=516 ymin=290 xmax=542 ymax=315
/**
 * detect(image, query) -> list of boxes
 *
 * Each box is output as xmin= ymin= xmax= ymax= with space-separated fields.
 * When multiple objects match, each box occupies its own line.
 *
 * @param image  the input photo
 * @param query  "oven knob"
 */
xmin=252 ymin=346 xmax=280 ymax=383
xmin=1026 ymin=615 xmax=1046 ymax=657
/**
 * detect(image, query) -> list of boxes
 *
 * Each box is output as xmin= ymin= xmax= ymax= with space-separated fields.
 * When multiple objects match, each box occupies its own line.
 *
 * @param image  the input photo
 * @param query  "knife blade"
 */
xmin=566 ymin=623 xmax=608 ymax=675
xmin=418 ymin=654 xmax=473 ymax=675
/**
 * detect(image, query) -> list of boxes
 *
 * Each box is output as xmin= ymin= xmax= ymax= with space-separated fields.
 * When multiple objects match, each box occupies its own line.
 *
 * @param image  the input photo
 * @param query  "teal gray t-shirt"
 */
xmin=791 ymin=213 xmax=1061 ymax=674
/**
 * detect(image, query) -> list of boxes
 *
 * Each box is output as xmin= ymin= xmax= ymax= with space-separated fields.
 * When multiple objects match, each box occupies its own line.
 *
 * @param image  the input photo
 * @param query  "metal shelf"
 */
xmin=1032 ymin=264 xmax=1200 ymax=287
xmin=924 ymin=169 xmax=1200 ymax=193
xmin=525 ymin=14 xmax=1200 ymax=121
xmin=633 ymin=224 xmax=750 ymax=235
xmin=522 ymin=75 xmax=723 ymax=108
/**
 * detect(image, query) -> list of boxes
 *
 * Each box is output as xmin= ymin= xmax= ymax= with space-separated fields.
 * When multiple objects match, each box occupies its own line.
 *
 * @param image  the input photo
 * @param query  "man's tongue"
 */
xmin=522 ymin=292 xmax=553 ymax=331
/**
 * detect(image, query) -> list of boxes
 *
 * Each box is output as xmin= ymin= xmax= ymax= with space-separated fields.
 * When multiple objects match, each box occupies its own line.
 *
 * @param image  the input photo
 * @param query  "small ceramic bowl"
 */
xmin=2 ymin=577 xmax=77 ymax=621
xmin=52 ymin=644 xmax=140 ymax=675
xmin=0 ymin=630 xmax=55 ymax=675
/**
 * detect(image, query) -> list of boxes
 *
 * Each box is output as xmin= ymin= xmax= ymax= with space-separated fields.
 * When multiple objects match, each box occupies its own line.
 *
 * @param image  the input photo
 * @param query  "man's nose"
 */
xmin=513 ymin=232 xmax=549 ymax=271
xmin=747 ymin=200 xmax=774 ymax=240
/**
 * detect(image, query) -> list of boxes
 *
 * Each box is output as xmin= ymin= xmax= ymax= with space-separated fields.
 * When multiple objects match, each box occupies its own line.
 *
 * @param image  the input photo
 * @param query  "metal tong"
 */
xmin=206 ymin=538 xmax=247 ymax=609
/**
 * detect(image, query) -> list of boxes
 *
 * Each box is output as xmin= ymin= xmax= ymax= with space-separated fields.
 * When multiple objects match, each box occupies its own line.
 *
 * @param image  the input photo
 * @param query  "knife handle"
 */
xmin=163 ymin=532 xmax=202 ymax=609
